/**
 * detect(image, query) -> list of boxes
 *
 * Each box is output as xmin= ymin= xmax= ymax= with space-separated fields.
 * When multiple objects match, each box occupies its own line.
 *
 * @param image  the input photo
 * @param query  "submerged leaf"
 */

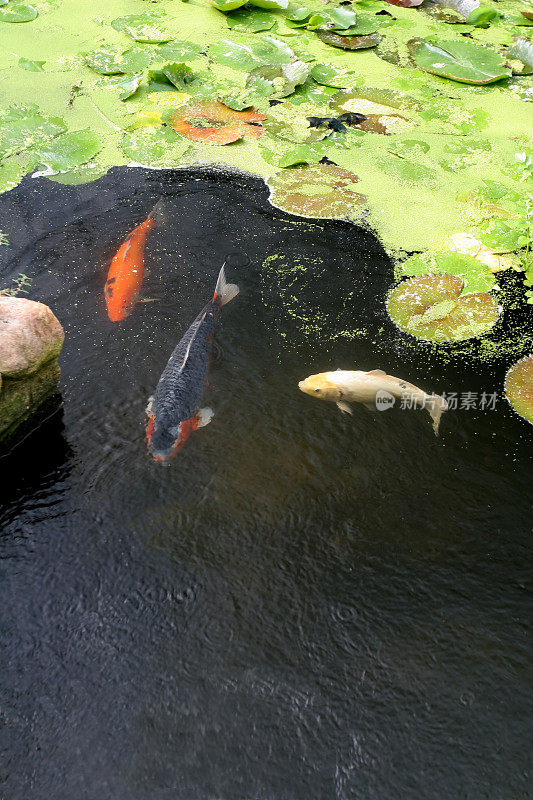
xmin=0 ymin=4 xmax=38 ymax=22
xmin=411 ymin=39 xmax=511 ymax=84
xmin=268 ymin=162 xmax=366 ymax=219
xmin=316 ymin=30 xmax=381 ymax=49
xmin=505 ymin=355 xmax=533 ymax=424
xmin=387 ymin=274 xmax=500 ymax=342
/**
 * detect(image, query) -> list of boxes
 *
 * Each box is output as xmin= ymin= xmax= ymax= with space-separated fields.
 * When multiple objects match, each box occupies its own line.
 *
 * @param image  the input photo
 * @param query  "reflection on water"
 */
xmin=0 ymin=168 xmax=531 ymax=800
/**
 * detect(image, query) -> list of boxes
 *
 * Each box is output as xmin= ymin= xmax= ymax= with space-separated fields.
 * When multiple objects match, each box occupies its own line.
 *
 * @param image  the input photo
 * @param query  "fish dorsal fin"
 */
xmin=178 ymin=311 xmax=207 ymax=374
xmin=368 ymin=369 xmax=386 ymax=376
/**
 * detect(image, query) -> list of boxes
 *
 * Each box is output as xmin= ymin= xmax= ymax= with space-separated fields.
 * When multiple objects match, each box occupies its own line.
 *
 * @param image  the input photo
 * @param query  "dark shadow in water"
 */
xmin=0 ymin=167 xmax=531 ymax=800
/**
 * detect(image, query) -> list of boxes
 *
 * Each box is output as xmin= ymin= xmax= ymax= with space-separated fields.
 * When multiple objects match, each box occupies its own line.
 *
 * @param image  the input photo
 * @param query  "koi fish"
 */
xmin=298 ymin=368 xmax=448 ymax=435
xmin=104 ymin=199 xmax=164 ymax=322
xmin=146 ymin=265 xmax=239 ymax=462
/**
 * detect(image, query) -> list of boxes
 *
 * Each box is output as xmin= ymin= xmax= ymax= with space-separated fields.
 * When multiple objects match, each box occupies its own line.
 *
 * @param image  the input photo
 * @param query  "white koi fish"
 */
xmin=298 ymin=368 xmax=447 ymax=435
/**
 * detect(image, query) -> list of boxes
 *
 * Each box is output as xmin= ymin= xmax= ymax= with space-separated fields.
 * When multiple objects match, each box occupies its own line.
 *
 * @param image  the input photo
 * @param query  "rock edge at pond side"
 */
xmin=0 ymin=297 xmax=64 ymax=444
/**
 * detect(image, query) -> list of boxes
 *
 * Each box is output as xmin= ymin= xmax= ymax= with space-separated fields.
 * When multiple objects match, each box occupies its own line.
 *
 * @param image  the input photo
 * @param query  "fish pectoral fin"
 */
xmin=197 ymin=407 xmax=214 ymax=428
xmin=145 ymin=395 xmax=154 ymax=415
xmin=367 ymin=369 xmax=386 ymax=376
xmin=336 ymin=401 xmax=353 ymax=415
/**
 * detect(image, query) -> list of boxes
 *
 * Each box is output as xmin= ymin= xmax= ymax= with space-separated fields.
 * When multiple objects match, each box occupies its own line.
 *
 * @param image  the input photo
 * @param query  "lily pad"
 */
xmin=411 ymin=39 xmax=511 ymax=84
xmin=400 ymin=251 xmax=496 ymax=292
xmin=227 ymin=8 xmax=277 ymax=31
xmin=118 ymin=73 xmax=143 ymax=101
xmin=283 ymin=4 xmax=311 ymax=22
xmin=85 ymin=47 xmax=151 ymax=75
xmin=111 ymin=14 xmax=172 ymax=43
xmin=259 ymin=136 xmax=331 ymax=167
xmin=211 ymin=0 xmax=248 ymax=9
xmin=311 ymin=64 xmax=355 ymax=88
xmin=162 ymin=62 xmax=194 ymax=91
xmin=250 ymin=59 xmax=309 ymax=97
xmin=249 ymin=0 xmax=288 ymax=9
xmin=316 ymin=30 xmax=381 ymax=49
xmin=121 ymin=126 xmax=190 ymax=166
xmin=0 ymin=110 xmax=66 ymax=160
xmin=35 ymin=130 xmax=102 ymax=172
xmin=156 ymin=41 xmax=203 ymax=61
xmin=0 ymin=4 xmax=37 ymax=22
xmin=387 ymin=273 xmax=500 ymax=342
xmin=169 ymin=100 xmax=266 ymax=144
xmin=209 ymin=40 xmax=263 ymax=70
xmin=18 ymin=57 xmax=45 ymax=71
xmin=384 ymin=0 xmax=423 ymax=5
xmin=268 ymin=162 xmax=366 ymax=219
xmin=504 ymin=354 xmax=533 ymax=424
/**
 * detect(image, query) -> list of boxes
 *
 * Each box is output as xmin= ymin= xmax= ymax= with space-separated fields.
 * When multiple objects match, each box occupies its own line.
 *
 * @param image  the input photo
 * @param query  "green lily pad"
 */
xmin=250 ymin=59 xmax=309 ymax=97
xmin=85 ymin=47 xmax=151 ymax=75
xmin=478 ymin=219 xmax=526 ymax=251
xmin=249 ymin=0 xmax=288 ymax=9
xmin=121 ymin=126 xmax=190 ymax=167
xmin=283 ymin=3 xmax=311 ymax=22
xmin=162 ymin=62 xmax=194 ymax=90
xmin=505 ymin=354 xmax=533 ymax=424
xmin=310 ymin=64 xmax=355 ymax=88
xmin=210 ymin=39 xmax=263 ymax=70
xmin=251 ymin=36 xmax=296 ymax=64
xmin=411 ymin=39 xmax=511 ymax=84
xmin=335 ymin=16 xmax=379 ymax=36
xmin=0 ymin=110 xmax=66 ymax=160
xmin=0 ymin=4 xmax=37 ymax=22
xmin=400 ymin=251 xmax=496 ymax=292
xmin=155 ymin=41 xmax=203 ymax=61
xmin=210 ymin=0 xmax=248 ymax=10
xmin=18 ymin=57 xmax=45 ymax=71
xmin=111 ymin=14 xmax=172 ymax=43
xmin=316 ymin=30 xmax=381 ymax=49
xmin=387 ymin=273 xmax=500 ymax=342
xmin=35 ymin=130 xmax=102 ymax=172
xmin=227 ymin=8 xmax=276 ymax=31
xmin=118 ymin=73 xmax=143 ymax=100
xmin=466 ymin=6 xmax=501 ymax=26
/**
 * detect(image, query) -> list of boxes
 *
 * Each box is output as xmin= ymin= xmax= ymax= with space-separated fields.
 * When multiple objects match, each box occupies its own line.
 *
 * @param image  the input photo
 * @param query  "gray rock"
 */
xmin=0 ymin=359 xmax=61 ymax=443
xmin=0 ymin=297 xmax=64 ymax=378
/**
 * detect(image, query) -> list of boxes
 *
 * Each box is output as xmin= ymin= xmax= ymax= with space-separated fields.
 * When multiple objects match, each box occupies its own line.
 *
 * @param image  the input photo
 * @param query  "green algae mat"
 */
xmin=0 ymin=0 xmax=531 ymax=421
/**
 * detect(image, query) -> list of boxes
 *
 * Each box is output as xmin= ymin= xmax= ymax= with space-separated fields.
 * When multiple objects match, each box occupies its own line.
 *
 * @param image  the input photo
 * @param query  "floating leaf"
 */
xmin=449 ymin=232 xmax=515 ymax=272
xmin=400 ymin=251 xmax=496 ymax=292
xmin=268 ymin=162 xmax=366 ymax=219
xmin=505 ymin=355 xmax=533 ymax=424
xmin=466 ymin=6 xmax=501 ymax=26
xmin=35 ymin=130 xmax=102 ymax=172
xmin=507 ymin=37 xmax=533 ymax=75
xmin=387 ymin=274 xmax=500 ymax=342
xmin=310 ymin=64 xmax=355 ymax=88
xmin=337 ymin=16 xmax=379 ymax=35
xmin=155 ymin=41 xmax=203 ymax=61
xmin=169 ymin=100 xmax=266 ymax=144
xmin=210 ymin=0 xmax=248 ymax=10
xmin=210 ymin=39 xmax=263 ymax=70
xmin=411 ymin=39 xmax=511 ymax=84
xmin=433 ymin=0 xmax=479 ymax=16
xmin=316 ymin=30 xmax=381 ymax=49
xmin=478 ymin=219 xmax=526 ymax=251
xmin=283 ymin=3 xmax=311 ymax=22
xmin=118 ymin=73 xmax=143 ymax=101
xmin=0 ymin=111 xmax=66 ymax=160
xmin=0 ymin=4 xmax=38 ymax=22
xmin=161 ymin=62 xmax=194 ymax=90
xmin=85 ymin=46 xmax=151 ymax=75
xmin=383 ymin=0 xmax=423 ymax=6
xmin=216 ymin=80 xmax=272 ymax=109
xmin=259 ymin=136 xmax=331 ymax=167
xmin=250 ymin=59 xmax=309 ymax=97
xmin=111 ymin=14 xmax=172 ymax=43
xmin=251 ymin=36 xmax=296 ymax=64
xmin=227 ymin=8 xmax=276 ymax=31
xmin=249 ymin=0 xmax=288 ymax=9
xmin=18 ymin=57 xmax=45 ymax=71
xmin=121 ymin=126 xmax=190 ymax=166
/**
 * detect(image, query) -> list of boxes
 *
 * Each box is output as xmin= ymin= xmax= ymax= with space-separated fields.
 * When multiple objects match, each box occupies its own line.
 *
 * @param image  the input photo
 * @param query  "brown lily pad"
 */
xmin=504 ymin=354 xmax=533 ymax=424
xmin=387 ymin=273 xmax=500 ymax=342
xmin=316 ymin=29 xmax=381 ymax=50
xmin=268 ymin=162 xmax=366 ymax=220
xmin=168 ymin=100 xmax=266 ymax=144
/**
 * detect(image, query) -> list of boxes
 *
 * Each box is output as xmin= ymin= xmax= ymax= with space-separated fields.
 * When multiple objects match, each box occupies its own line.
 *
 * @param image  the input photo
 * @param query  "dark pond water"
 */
xmin=0 ymin=167 xmax=531 ymax=800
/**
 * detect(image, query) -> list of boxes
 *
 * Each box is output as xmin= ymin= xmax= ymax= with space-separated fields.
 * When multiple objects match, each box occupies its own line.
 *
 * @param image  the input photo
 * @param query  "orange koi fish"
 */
xmin=104 ymin=199 xmax=164 ymax=322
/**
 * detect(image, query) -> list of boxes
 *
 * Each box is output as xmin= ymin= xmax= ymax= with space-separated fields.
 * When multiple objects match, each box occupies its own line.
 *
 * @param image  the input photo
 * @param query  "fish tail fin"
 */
xmin=426 ymin=394 xmax=448 ymax=436
xmin=148 ymin=198 xmax=165 ymax=226
xmin=213 ymin=263 xmax=239 ymax=306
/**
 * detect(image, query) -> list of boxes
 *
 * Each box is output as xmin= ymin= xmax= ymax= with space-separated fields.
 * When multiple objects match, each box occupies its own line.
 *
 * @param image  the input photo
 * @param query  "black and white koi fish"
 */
xmin=146 ymin=265 xmax=239 ymax=462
